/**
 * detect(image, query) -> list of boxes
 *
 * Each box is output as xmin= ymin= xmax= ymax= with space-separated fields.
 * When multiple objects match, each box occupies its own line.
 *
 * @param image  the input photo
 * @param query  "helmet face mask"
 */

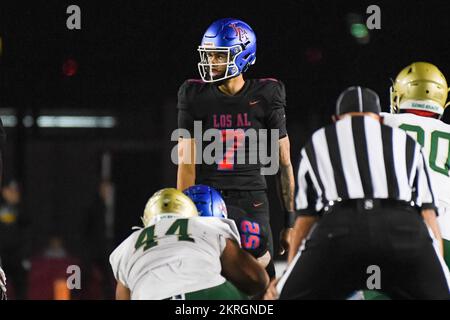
xmin=389 ymin=83 xmax=399 ymax=114
xmin=197 ymin=45 xmax=242 ymax=82
xmin=197 ymin=18 xmax=256 ymax=83
xmin=390 ymin=62 xmax=449 ymax=117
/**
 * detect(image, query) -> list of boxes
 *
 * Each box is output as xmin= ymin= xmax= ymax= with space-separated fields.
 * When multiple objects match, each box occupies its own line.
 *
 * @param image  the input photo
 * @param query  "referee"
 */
xmin=278 ymin=86 xmax=450 ymax=299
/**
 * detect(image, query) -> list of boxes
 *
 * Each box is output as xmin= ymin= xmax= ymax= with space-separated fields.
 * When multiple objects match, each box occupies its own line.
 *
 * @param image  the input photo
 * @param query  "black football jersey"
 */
xmin=177 ymin=78 xmax=287 ymax=190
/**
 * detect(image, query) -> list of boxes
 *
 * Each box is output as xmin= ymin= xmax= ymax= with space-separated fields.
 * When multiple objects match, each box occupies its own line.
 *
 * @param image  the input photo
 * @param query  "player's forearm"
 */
xmin=277 ymin=137 xmax=295 ymax=214
xmin=421 ymin=208 xmax=444 ymax=257
xmin=237 ymin=261 xmax=270 ymax=296
xmin=221 ymin=240 xmax=269 ymax=296
xmin=177 ymin=164 xmax=196 ymax=191
xmin=287 ymin=215 xmax=318 ymax=264
xmin=277 ymin=162 xmax=295 ymax=212
xmin=233 ymin=267 xmax=269 ymax=296
xmin=177 ymin=138 xmax=196 ymax=190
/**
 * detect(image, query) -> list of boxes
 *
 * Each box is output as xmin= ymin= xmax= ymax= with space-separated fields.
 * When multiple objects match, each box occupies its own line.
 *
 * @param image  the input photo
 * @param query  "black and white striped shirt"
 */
xmin=296 ymin=116 xmax=437 ymax=214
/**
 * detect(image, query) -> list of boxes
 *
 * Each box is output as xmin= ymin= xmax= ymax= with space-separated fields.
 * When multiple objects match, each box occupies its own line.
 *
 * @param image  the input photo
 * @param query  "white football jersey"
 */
xmin=109 ymin=216 xmax=240 ymax=300
xmin=382 ymin=112 xmax=450 ymax=239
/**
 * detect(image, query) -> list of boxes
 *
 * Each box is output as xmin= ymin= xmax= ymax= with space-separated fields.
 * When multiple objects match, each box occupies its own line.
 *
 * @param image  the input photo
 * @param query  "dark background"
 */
xmin=0 ymin=0 xmax=449 ymax=265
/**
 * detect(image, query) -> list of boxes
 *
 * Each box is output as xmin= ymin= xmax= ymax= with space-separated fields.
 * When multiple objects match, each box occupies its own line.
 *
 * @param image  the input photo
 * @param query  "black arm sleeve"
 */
xmin=177 ymin=81 xmax=195 ymax=137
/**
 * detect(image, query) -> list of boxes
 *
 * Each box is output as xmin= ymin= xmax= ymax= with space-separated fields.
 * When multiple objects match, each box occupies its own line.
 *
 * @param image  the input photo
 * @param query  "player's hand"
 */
xmin=263 ymin=278 xmax=279 ymax=300
xmin=279 ymin=228 xmax=292 ymax=256
xmin=0 ymin=267 xmax=7 ymax=300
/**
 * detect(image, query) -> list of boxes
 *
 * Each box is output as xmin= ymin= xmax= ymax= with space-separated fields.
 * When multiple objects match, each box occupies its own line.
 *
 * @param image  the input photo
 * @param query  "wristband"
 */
xmin=284 ymin=210 xmax=295 ymax=228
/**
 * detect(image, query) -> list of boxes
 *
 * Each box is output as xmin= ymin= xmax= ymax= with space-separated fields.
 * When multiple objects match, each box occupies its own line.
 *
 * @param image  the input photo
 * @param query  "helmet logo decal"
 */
xmin=229 ymin=23 xmax=249 ymax=43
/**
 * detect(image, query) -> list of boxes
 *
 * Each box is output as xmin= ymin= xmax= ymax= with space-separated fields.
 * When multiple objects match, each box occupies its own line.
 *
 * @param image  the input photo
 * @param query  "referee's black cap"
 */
xmin=336 ymin=86 xmax=381 ymax=116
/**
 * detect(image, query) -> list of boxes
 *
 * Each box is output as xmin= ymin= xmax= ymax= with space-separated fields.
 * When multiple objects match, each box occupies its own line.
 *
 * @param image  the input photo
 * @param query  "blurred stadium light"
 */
xmin=1 ymin=115 xmax=18 ymax=127
xmin=62 ymin=58 xmax=78 ymax=77
xmin=0 ymin=110 xmax=117 ymax=128
xmin=37 ymin=116 xmax=116 ymax=128
xmin=351 ymin=23 xmax=368 ymax=39
xmin=346 ymin=13 xmax=370 ymax=45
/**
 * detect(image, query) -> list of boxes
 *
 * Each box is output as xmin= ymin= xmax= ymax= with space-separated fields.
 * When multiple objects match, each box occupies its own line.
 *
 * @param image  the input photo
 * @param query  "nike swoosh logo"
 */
xmin=249 ymin=100 xmax=260 ymax=106
xmin=253 ymin=202 xmax=264 ymax=207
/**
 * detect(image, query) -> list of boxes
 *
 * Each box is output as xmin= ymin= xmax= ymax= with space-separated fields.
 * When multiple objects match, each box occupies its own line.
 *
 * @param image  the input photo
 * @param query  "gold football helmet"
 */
xmin=390 ymin=62 xmax=449 ymax=116
xmin=141 ymin=188 xmax=198 ymax=227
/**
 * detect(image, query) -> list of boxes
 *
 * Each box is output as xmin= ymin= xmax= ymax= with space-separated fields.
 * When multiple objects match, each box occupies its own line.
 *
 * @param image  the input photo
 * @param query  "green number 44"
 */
xmin=399 ymin=124 xmax=450 ymax=176
xmin=135 ymin=219 xmax=195 ymax=251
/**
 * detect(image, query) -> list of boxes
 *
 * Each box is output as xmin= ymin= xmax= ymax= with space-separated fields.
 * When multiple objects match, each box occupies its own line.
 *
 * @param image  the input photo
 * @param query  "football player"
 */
xmin=109 ymin=188 xmax=268 ymax=300
xmin=184 ymin=185 xmax=272 ymax=268
xmin=176 ymin=18 xmax=295 ymax=279
xmin=383 ymin=62 xmax=450 ymax=263
xmin=364 ymin=62 xmax=450 ymax=300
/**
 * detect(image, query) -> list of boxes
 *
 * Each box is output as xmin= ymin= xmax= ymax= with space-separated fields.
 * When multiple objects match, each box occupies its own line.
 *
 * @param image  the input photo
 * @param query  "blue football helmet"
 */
xmin=183 ymin=185 xmax=228 ymax=218
xmin=198 ymin=18 xmax=257 ymax=83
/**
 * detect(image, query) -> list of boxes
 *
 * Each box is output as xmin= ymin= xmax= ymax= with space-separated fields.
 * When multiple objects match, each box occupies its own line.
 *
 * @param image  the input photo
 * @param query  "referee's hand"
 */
xmin=279 ymin=228 xmax=292 ymax=256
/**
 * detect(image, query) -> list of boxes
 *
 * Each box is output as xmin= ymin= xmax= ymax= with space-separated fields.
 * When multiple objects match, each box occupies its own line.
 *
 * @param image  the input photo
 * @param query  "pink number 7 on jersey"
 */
xmin=218 ymin=129 xmax=245 ymax=170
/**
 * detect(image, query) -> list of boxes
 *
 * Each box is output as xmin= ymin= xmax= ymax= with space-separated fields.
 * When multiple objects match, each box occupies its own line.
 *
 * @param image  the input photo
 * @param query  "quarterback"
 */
xmin=176 ymin=18 xmax=295 ymax=278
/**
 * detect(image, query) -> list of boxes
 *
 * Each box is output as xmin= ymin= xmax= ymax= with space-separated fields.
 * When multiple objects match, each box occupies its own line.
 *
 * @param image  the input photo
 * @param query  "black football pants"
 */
xmin=220 ymin=190 xmax=276 ymax=279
